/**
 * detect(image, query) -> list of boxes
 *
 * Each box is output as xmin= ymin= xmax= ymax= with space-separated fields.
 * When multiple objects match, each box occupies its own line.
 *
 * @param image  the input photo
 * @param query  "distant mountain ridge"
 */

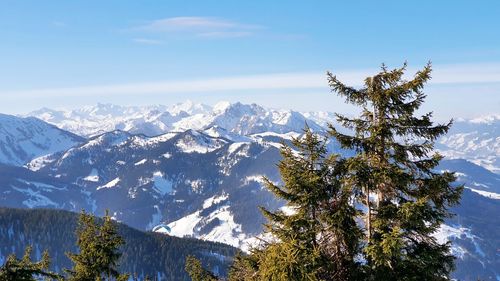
xmin=437 ymin=115 xmax=500 ymax=173
xmin=26 ymin=101 xmax=500 ymax=174
xmin=26 ymin=101 xmax=324 ymax=138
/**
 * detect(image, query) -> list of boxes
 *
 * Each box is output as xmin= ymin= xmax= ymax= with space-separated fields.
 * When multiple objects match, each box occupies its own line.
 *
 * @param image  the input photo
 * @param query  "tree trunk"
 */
xmin=366 ymin=185 xmax=371 ymax=242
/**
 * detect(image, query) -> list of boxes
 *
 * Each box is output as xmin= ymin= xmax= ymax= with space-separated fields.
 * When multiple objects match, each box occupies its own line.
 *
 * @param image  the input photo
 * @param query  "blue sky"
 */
xmin=0 ymin=0 xmax=499 ymax=119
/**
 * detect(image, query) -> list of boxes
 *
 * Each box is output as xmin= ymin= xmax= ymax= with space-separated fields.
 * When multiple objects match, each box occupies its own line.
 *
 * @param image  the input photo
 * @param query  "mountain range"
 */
xmin=0 ymin=101 xmax=497 ymax=280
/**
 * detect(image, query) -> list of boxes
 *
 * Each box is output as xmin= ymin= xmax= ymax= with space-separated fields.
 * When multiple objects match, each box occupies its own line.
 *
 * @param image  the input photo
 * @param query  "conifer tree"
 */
xmin=0 ymin=246 xmax=61 ymax=281
xmin=327 ymin=62 xmax=463 ymax=280
xmin=234 ymin=129 xmax=362 ymax=280
xmin=185 ymin=255 xmax=219 ymax=281
xmin=66 ymin=210 xmax=129 ymax=281
xmin=227 ymin=252 xmax=259 ymax=281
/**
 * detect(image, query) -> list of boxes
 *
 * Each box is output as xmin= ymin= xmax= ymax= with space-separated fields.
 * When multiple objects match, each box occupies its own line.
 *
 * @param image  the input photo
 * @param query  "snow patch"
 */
xmin=167 ymin=205 xmax=245 ymax=248
xmin=97 ymin=177 xmax=120 ymax=190
xmin=203 ymin=193 xmax=229 ymax=209
xmin=244 ymin=175 xmax=266 ymax=185
xmin=167 ymin=211 xmax=201 ymax=237
xmin=434 ymin=224 xmax=485 ymax=259
xmin=184 ymin=179 xmax=205 ymax=193
xmin=83 ymin=169 xmax=99 ymax=182
xmin=466 ymin=187 xmax=500 ymax=200
xmin=11 ymin=186 xmax=58 ymax=208
xmin=26 ymin=155 xmax=55 ymax=171
xmin=176 ymin=134 xmax=223 ymax=153
xmin=152 ymin=171 xmax=173 ymax=196
xmin=134 ymin=159 xmax=147 ymax=166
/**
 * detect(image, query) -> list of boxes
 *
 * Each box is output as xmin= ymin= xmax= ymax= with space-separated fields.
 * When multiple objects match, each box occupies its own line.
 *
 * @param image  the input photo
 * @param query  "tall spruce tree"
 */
xmin=66 ymin=210 xmax=129 ymax=281
xmin=235 ymin=129 xmax=362 ymax=280
xmin=327 ymin=62 xmax=462 ymax=280
xmin=0 ymin=246 xmax=61 ymax=281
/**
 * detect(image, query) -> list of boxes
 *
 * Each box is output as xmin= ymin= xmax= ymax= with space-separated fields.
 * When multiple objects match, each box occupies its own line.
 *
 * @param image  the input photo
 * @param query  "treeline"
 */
xmin=186 ymin=63 xmax=464 ymax=281
xmin=0 ymin=208 xmax=237 ymax=280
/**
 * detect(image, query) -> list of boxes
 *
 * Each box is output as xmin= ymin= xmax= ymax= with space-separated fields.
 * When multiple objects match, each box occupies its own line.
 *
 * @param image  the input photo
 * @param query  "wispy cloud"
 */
xmin=4 ymin=73 xmax=325 ymax=98
xmin=144 ymin=17 xmax=244 ymax=30
xmin=51 ymin=21 xmax=67 ymax=27
xmin=134 ymin=16 xmax=262 ymax=38
xmin=133 ymin=38 xmax=164 ymax=45
xmin=196 ymin=31 xmax=253 ymax=38
xmin=4 ymin=63 xmax=500 ymax=98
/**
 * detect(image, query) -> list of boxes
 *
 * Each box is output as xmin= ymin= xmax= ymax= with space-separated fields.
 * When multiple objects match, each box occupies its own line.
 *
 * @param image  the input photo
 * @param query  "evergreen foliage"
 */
xmin=0 ymin=207 xmax=236 ymax=281
xmin=228 ymin=129 xmax=363 ymax=281
xmin=228 ymin=63 xmax=462 ymax=281
xmin=327 ymin=62 xmax=463 ymax=280
xmin=185 ymin=256 xmax=219 ymax=281
xmin=227 ymin=252 xmax=259 ymax=281
xmin=0 ymin=245 xmax=62 ymax=281
xmin=66 ymin=210 xmax=129 ymax=281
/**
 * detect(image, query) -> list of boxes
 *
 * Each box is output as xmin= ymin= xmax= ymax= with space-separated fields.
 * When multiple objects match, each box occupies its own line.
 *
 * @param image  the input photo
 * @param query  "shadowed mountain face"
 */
xmin=23 ymin=129 xmax=285 ymax=247
xmin=0 ymin=114 xmax=84 ymax=166
xmin=0 ymin=102 xmax=497 ymax=280
xmin=444 ymin=189 xmax=500 ymax=280
xmin=0 ymin=164 xmax=92 ymax=210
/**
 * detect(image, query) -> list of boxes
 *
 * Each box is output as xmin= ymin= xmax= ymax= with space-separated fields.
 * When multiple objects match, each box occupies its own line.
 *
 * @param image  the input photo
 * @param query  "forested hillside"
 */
xmin=0 ymin=207 xmax=237 ymax=280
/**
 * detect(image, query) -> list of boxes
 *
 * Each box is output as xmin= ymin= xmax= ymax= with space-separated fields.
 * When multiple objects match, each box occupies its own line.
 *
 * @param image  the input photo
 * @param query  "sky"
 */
xmin=0 ymin=0 xmax=499 ymax=120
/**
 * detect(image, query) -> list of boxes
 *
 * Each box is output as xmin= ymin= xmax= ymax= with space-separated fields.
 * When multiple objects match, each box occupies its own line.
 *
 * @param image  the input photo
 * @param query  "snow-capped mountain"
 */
xmin=1 ymin=127 xmax=495 ymax=280
xmin=28 ymin=103 xmax=172 ymax=137
xmin=0 ymin=164 xmax=93 ymax=211
xmin=437 ymin=115 xmax=500 ymax=173
xmin=3 ymin=101 xmax=498 ymax=280
xmin=27 ymin=101 xmax=324 ymax=138
xmin=28 ymin=102 xmax=499 ymax=174
xmin=438 ymin=189 xmax=500 ymax=279
xmin=25 ymin=128 xmax=284 ymax=246
xmin=0 ymin=114 xmax=84 ymax=166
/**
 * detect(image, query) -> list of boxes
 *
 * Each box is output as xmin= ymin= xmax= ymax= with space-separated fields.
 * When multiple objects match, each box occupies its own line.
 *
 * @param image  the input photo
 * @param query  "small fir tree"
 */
xmin=66 ymin=210 xmax=129 ymax=281
xmin=185 ymin=255 xmax=219 ymax=281
xmin=0 ymin=246 xmax=61 ymax=281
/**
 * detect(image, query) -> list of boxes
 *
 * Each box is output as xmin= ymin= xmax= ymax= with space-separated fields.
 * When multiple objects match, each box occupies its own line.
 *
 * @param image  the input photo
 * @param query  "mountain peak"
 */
xmin=213 ymin=101 xmax=232 ymax=113
xmin=169 ymin=100 xmax=211 ymax=115
xmin=469 ymin=114 xmax=500 ymax=124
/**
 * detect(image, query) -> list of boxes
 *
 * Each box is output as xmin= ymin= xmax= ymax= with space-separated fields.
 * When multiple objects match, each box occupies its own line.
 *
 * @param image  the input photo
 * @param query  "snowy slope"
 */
xmin=437 ymin=115 xmax=500 ymax=173
xmin=26 ymin=129 xmax=283 ymax=233
xmin=0 ymin=114 xmax=84 ymax=166
xmin=0 ymin=164 xmax=93 ymax=211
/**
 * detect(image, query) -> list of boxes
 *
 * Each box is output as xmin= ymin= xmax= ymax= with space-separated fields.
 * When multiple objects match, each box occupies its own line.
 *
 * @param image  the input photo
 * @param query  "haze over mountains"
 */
xmin=26 ymin=101 xmax=500 ymax=172
xmin=27 ymin=101 xmax=324 ymax=138
xmin=0 ymin=101 xmax=497 ymax=280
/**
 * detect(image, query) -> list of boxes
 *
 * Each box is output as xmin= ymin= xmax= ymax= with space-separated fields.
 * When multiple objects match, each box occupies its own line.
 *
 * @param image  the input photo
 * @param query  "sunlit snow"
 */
xmin=97 ymin=177 xmax=120 ymax=190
